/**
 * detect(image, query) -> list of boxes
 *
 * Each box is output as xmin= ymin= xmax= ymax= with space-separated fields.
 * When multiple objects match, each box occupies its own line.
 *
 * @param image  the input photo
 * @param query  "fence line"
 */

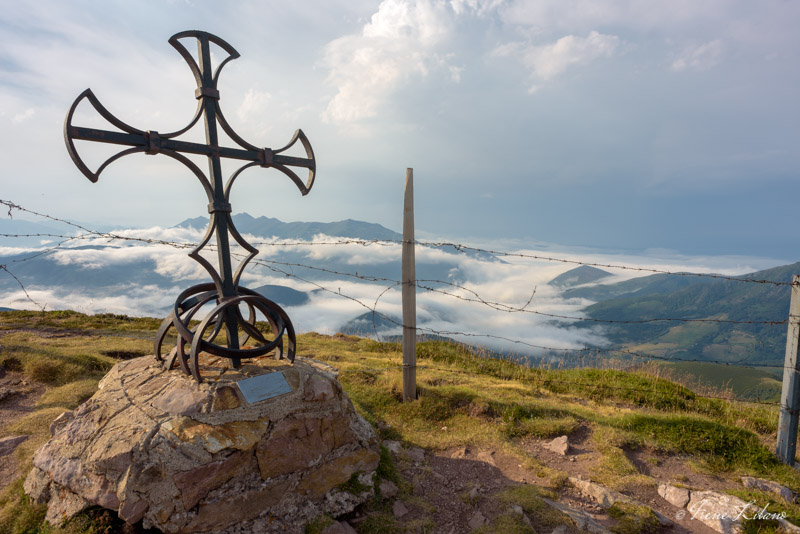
xmin=2 ymin=227 xmax=787 ymax=327
xmin=2 ymin=198 xmax=794 ymax=286
xmin=0 ymin=198 xmax=795 ymax=407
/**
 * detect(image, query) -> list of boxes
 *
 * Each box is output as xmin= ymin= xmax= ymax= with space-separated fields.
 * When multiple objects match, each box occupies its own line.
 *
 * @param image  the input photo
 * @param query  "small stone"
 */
xmin=383 ymin=440 xmax=403 ymax=455
xmin=569 ymin=457 xmax=576 ymax=462
xmin=0 ymin=435 xmax=28 ymax=456
xmin=469 ymin=485 xmax=480 ymax=500
xmin=545 ymin=435 xmax=570 ymax=456
xmin=379 ymin=479 xmax=399 ymax=498
xmin=550 ymin=526 xmax=570 ymax=534
xmin=658 ymin=483 xmax=690 ymax=509
xmin=468 ymin=511 xmax=487 ymax=529
xmin=393 ymin=499 xmax=409 ymax=518
xmin=510 ymin=504 xmax=524 ymax=515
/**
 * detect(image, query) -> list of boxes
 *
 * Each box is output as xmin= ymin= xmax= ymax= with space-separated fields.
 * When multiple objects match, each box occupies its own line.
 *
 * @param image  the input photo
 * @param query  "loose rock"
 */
xmin=467 ymin=511 xmax=487 ymax=529
xmin=545 ymin=435 xmax=570 ymax=456
xmin=393 ymin=499 xmax=409 ymax=518
xmin=379 ymin=479 xmax=399 ymax=498
xmin=658 ymin=483 xmax=691 ymax=508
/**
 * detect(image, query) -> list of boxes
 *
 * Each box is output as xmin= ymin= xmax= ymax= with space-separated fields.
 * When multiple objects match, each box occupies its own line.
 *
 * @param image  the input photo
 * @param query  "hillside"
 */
xmin=576 ymin=262 xmax=800 ymax=366
xmin=1 ymin=311 xmax=799 ymax=533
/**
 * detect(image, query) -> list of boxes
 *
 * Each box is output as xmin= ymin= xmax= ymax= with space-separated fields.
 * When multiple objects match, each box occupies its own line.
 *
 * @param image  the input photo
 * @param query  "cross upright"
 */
xmin=64 ymin=30 xmax=316 ymax=382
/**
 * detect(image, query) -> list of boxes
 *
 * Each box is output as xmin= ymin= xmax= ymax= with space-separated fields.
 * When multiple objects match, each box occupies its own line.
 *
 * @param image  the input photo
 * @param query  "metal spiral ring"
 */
xmin=154 ymin=283 xmax=296 ymax=382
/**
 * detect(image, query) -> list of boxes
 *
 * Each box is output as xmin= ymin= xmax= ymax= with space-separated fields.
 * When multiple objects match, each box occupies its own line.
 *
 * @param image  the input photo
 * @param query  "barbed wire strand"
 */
xmin=1 ymin=198 xmax=796 ymax=387
xmin=2 ymin=198 xmax=794 ymax=286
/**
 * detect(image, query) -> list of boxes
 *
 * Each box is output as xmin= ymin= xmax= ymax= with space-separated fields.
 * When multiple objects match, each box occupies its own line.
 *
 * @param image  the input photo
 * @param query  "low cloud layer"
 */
xmin=0 ymin=224 xmax=782 ymax=356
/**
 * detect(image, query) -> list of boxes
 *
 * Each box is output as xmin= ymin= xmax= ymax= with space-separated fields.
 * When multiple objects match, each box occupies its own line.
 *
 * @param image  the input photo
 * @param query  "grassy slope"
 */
xmin=1 ymin=310 xmax=799 ymax=533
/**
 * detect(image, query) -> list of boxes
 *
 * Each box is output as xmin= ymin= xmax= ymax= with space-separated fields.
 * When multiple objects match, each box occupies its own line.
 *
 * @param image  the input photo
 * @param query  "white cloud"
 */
xmin=12 ymin=108 xmax=35 ymax=124
xmin=321 ymin=0 xmax=457 ymax=124
xmin=671 ymin=39 xmax=724 ymax=71
xmin=236 ymin=88 xmax=272 ymax=122
xmin=0 ymin=224 xmax=783 ymax=355
xmin=448 ymin=65 xmax=464 ymax=82
xmin=494 ymin=31 xmax=619 ymax=91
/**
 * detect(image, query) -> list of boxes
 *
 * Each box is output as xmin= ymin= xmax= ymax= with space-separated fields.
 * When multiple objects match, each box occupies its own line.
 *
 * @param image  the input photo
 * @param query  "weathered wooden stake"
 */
xmin=402 ymin=168 xmax=417 ymax=402
xmin=777 ymin=274 xmax=800 ymax=464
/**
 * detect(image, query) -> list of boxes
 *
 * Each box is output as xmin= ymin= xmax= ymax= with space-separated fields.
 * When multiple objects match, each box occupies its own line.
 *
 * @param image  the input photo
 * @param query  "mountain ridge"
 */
xmin=175 ymin=213 xmax=401 ymax=241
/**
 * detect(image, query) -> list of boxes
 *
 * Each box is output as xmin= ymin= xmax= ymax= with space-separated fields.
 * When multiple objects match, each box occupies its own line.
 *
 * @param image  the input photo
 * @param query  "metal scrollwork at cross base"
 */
xmin=63 ymin=30 xmax=316 ymax=382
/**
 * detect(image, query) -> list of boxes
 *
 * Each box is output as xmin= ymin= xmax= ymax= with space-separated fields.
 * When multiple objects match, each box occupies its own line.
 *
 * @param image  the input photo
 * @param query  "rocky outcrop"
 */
xmin=24 ymin=355 xmax=379 ymax=533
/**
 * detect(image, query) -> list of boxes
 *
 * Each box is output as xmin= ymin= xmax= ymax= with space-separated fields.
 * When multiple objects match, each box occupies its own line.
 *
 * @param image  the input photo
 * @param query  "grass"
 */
xmin=1 ymin=311 xmax=800 ymax=532
xmin=608 ymin=502 xmax=660 ymax=534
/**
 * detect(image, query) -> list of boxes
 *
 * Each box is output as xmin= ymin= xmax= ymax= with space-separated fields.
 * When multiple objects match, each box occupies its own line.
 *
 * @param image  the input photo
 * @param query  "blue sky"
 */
xmin=1 ymin=0 xmax=798 ymax=258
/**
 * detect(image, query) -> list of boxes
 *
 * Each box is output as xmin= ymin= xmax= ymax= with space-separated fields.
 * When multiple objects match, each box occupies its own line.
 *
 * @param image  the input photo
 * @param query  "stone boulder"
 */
xmin=24 ymin=355 xmax=379 ymax=533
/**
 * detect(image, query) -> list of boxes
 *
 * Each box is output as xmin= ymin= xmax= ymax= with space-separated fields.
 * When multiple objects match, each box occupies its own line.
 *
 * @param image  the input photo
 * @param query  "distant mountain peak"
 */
xmin=173 ymin=213 xmax=401 ymax=241
xmin=549 ymin=265 xmax=612 ymax=288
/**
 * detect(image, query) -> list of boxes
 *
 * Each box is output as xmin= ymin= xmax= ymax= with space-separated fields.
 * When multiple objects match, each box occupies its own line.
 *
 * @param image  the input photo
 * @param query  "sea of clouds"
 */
xmin=0 ymin=223 xmax=785 ymax=356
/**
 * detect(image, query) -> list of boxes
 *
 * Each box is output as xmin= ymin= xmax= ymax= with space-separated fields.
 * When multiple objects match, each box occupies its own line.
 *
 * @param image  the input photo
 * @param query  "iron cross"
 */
xmin=64 ymin=30 xmax=316 ymax=382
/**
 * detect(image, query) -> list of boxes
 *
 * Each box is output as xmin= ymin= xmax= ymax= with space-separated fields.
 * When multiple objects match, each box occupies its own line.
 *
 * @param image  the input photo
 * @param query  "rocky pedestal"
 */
xmin=24 ymin=355 xmax=379 ymax=533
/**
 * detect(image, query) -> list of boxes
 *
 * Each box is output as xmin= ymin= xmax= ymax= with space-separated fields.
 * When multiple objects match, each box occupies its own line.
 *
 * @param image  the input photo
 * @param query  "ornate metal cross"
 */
xmin=64 ymin=30 xmax=316 ymax=382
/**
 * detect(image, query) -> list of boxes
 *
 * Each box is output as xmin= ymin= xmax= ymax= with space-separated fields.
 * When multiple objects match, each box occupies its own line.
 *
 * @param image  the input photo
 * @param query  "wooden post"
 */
xmin=402 ymin=168 xmax=417 ymax=402
xmin=777 ymin=274 xmax=800 ymax=464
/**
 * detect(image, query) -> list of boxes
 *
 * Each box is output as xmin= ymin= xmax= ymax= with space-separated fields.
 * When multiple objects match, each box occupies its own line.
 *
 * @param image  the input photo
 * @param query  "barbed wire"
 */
xmin=0 ymin=198 xmax=796 ymax=382
xmin=417 ymin=240 xmax=796 ymax=287
xmin=246 ymin=256 xmax=798 ymax=377
xmin=3 ymin=226 xmax=787 ymax=326
xmin=2 ymin=198 xmax=795 ymax=287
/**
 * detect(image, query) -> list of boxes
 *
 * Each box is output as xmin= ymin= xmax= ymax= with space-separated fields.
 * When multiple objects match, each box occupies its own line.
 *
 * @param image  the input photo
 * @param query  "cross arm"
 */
xmin=67 ymin=126 xmax=313 ymax=168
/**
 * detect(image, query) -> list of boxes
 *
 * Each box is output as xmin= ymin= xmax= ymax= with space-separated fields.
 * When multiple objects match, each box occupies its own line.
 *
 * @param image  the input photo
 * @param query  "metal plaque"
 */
xmin=236 ymin=371 xmax=292 ymax=404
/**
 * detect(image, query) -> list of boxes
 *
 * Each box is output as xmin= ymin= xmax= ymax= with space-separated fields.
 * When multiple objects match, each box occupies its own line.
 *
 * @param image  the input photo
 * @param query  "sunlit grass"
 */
xmin=0 ymin=311 xmax=798 ymax=533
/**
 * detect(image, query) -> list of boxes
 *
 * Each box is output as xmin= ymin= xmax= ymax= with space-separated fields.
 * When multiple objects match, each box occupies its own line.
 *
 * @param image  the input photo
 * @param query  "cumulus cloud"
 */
xmin=321 ymin=0 xmax=457 ymax=124
xmin=236 ymin=88 xmax=272 ymax=123
xmin=493 ymin=31 xmax=619 ymax=92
